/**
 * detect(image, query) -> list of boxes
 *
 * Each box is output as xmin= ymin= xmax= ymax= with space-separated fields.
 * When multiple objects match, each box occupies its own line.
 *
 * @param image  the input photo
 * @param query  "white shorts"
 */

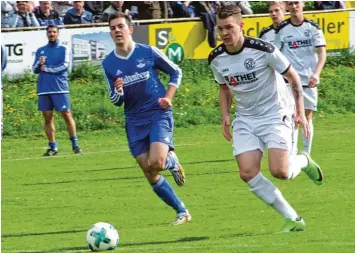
xmin=303 ymin=86 xmax=318 ymax=111
xmin=232 ymin=114 xmax=293 ymax=157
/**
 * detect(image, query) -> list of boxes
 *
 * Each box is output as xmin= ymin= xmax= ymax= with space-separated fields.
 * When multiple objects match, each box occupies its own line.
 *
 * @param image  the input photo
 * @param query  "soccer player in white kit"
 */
xmin=274 ymin=1 xmax=327 ymax=154
xmin=259 ymin=1 xmax=298 ymax=155
xmin=209 ymin=5 xmax=324 ymax=232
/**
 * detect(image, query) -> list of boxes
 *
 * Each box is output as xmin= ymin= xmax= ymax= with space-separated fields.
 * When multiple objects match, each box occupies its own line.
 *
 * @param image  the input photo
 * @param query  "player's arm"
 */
xmin=42 ymin=47 xmax=70 ymax=74
xmin=308 ymin=46 xmax=326 ymax=88
xmin=219 ymin=84 xmax=233 ymax=141
xmin=32 ymin=50 xmax=42 ymax=74
xmin=210 ymin=63 xmax=232 ymax=141
xmin=309 ymin=25 xmax=327 ymax=88
xmin=151 ymin=46 xmax=182 ymax=109
xmin=102 ymin=66 xmax=124 ymax=107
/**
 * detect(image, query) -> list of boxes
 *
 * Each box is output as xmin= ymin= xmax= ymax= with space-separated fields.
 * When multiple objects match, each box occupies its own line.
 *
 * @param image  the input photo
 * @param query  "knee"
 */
xmin=149 ymin=157 xmax=165 ymax=171
xmin=270 ymin=168 xmax=288 ymax=180
xmin=240 ymin=170 xmax=256 ymax=183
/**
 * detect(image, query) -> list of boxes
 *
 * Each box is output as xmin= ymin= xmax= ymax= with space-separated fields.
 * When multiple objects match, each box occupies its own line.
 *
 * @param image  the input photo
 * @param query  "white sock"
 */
xmin=287 ymin=154 xmax=309 ymax=179
xmin=292 ymin=127 xmax=299 ymax=156
xmin=248 ymin=172 xmax=298 ymax=220
xmin=302 ymin=120 xmax=314 ymax=154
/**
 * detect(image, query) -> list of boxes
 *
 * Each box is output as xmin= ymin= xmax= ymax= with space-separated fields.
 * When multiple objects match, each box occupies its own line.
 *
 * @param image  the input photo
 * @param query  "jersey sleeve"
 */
xmin=32 ymin=49 xmax=41 ymax=74
xmin=151 ymin=46 xmax=182 ymax=88
xmin=102 ymin=65 xmax=124 ymax=107
xmin=209 ymin=63 xmax=226 ymax=85
xmin=266 ymin=47 xmax=290 ymax=75
xmin=313 ymin=27 xmax=326 ymax=48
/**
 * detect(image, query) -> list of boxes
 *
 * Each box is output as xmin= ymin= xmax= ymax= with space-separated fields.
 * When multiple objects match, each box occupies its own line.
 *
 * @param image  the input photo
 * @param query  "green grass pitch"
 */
xmin=1 ymin=115 xmax=355 ymax=252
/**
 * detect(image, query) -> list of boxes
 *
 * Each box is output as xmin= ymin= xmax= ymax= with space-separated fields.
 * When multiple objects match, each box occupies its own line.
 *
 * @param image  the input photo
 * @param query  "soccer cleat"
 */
xmin=171 ymin=210 xmax=192 ymax=225
xmin=279 ymin=217 xmax=306 ymax=233
xmin=168 ymin=151 xmax=185 ymax=186
xmin=73 ymin=146 xmax=83 ymax=155
xmin=43 ymin=149 xmax=58 ymax=157
xmin=300 ymin=151 xmax=323 ymax=185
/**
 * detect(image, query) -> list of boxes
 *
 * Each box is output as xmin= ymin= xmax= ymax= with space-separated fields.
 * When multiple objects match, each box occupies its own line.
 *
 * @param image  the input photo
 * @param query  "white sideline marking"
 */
xmin=2 ymin=144 xmax=194 ymax=162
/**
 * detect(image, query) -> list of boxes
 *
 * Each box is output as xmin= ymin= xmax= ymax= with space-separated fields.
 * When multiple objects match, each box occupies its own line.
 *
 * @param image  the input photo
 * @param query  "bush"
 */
xmin=2 ymin=52 xmax=355 ymax=137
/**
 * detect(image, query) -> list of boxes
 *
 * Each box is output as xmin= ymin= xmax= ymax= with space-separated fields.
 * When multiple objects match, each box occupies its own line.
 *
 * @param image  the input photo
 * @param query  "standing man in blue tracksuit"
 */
xmin=33 ymin=25 xmax=82 ymax=156
xmin=102 ymin=12 xmax=191 ymax=225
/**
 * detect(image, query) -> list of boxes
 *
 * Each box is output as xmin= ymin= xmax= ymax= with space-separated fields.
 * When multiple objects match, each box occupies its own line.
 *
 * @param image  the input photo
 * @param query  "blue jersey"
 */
xmin=32 ymin=41 xmax=70 ymax=95
xmin=102 ymin=43 xmax=182 ymax=122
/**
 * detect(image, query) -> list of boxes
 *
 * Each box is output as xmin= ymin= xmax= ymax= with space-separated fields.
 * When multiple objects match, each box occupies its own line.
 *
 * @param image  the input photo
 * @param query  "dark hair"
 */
xmin=108 ymin=12 xmax=132 ymax=26
xmin=217 ymin=5 xmax=242 ymax=21
xmin=46 ymin=25 xmax=59 ymax=32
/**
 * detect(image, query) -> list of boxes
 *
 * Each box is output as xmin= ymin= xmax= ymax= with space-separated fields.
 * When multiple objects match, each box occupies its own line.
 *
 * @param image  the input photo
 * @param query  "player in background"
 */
xmin=209 ymin=5 xmax=323 ymax=232
xmin=33 ymin=25 xmax=82 ymax=156
xmin=102 ymin=12 xmax=191 ymax=225
xmin=259 ymin=1 xmax=286 ymax=44
xmin=274 ymin=1 xmax=327 ymax=154
xmin=259 ymin=1 xmax=297 ymax=155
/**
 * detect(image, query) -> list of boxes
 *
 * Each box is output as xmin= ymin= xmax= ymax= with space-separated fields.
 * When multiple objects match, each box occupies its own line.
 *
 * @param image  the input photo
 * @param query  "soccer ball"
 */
xmin=86 ymin=222 xmax=119 ymax=251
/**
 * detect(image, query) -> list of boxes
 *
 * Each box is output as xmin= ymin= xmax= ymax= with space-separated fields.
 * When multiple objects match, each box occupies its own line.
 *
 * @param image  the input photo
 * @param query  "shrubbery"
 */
xmin=2 ymin=52 xmax=354 ymax=137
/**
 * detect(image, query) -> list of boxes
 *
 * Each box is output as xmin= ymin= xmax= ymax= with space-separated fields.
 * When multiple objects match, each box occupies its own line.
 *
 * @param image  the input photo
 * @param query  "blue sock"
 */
xmin=151 ymin=175 xmax=186 ymax=213
xmin=49 ymin=141 xmax=57 ymax=151
xmin=164 ymin=152 xmax=176 ymax=170
xmin=69 ymin=136 xmax=78 ymax=149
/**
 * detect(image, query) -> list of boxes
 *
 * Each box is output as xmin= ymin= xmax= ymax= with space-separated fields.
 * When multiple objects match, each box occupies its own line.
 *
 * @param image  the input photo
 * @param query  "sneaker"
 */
xmin=168 ymin=151 xmax=185 ymax=186
xmin=73 ymin=146 xmax=83 ymax=155
xmin=279 ymin=217 xmax=306 ymax=233
xmin=43 ymin=149 xmax=58 ymax=157
xmin=300 ymin=151 xmax=323 ymax=185
xmin=171 ymin=210 xmax=192 ymax=225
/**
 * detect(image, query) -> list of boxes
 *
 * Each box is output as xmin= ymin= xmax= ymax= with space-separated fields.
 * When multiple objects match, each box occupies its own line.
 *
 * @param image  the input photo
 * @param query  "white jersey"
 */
xmin=274 ymin=18 xmax=326 ymax=86
xmin=259 ymin=25 xmax=276 ymax=44
xmin=209 ymin=36 xmax=292 ymax=118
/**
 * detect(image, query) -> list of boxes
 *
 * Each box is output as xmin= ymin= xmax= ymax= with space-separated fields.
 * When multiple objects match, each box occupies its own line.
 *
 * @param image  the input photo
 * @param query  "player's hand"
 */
xmin=114 ymin=78 xmax=124 ymax=93
xmin=40 ymin=65 xmax=46 ymax=72
xmin=39 ymin=56 xmax=46 ymax=64
xmin=308 ymin=74 xmax=319 ymax=88
xmin=295 ymin=114 xmax=310 ymax=140
xmin=158 ymin=97 xmax=172 ymax=109
xmin=222 ymin=116 xmax=232 ymax=141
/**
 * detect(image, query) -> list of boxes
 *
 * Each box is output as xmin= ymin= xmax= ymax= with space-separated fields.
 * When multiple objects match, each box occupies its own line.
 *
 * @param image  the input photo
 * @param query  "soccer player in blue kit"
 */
xmin=102 ymin=12 xmax=191 ymax=225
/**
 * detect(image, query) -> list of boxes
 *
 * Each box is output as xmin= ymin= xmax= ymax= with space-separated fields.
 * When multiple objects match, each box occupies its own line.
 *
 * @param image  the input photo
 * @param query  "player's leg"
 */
xmin=55 ymin=94 xmax=82 ymax=154
xmin=302 ymin=87 xmax=317 ymax=154
xmin=150 ymin=112 xmax=185 ymax=186
xmin=135 ymin=147 xmax=190 ymax=225
xmin=128 ymin=121 xmax=190 ymax=225
xmin=39 ymin=95 xmax=58 ymax=156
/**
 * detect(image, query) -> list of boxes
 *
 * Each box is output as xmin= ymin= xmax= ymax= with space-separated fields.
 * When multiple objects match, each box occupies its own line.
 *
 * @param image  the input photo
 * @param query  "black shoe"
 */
xmin=73 ymin=146 xmax=83 ymax=155
xmin=43 ymin=149 xmax=58 ymax=157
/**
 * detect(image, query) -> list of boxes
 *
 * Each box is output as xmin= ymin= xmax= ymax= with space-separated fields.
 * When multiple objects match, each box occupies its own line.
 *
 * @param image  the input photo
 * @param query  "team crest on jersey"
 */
xmin=304 ymin=29 xmax=311 ymax=37
xmin=116 ymin=69 xmax=122 ymax=75
xmin=244 ymin=58 xmax=256 ymax=70
xmin=136 ymin=59 xmax=146 ymax=68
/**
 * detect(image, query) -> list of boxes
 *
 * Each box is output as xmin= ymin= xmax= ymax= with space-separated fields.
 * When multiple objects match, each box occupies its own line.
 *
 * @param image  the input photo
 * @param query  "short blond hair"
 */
xmin=268 ymin=1 xmax=286 ymax=10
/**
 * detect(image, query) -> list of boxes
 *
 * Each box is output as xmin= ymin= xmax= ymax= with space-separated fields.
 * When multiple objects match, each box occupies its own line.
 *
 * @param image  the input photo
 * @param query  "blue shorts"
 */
xmin=38 ymin=93 xmax=71 ymax=111
xmin=125 ymin=112 xmax=175 ymax=157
